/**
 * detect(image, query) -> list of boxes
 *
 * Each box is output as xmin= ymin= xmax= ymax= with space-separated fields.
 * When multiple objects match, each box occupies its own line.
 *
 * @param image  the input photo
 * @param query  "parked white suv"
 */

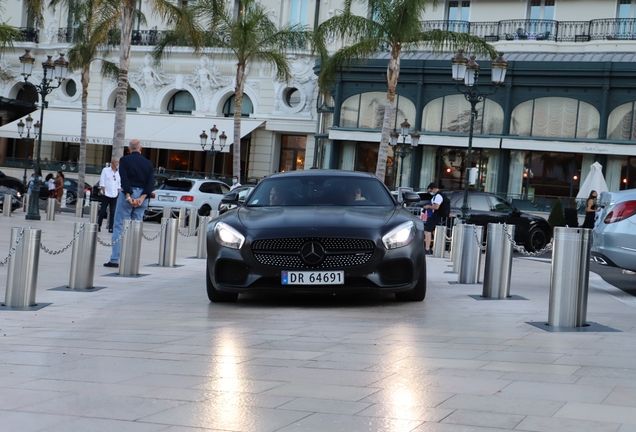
xmin=147 ymin=178 xmax=230 ymax=218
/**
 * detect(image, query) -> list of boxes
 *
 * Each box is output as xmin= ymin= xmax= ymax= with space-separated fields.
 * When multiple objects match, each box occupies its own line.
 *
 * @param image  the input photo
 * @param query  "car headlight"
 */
xmin=214 ymin=221 xmax=245 ymax=249
xmin=382 ymin=221 xmax=415 ymax=250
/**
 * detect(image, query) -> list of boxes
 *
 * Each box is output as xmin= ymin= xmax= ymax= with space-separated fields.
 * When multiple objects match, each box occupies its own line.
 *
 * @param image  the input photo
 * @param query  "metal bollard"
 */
xmin=163 ymin=206 xmax=172 ymax=220
xmin=68 ymin=223 xmax=97 ymax=289
xmin=84 ymin=189 xmax=91 ymax=207
xmin=178 ymin=207 xmax=187 ymax=228
xmin=61 ymin=190 xmax=68 ymax=209
xmin=458 ymin=224 xmax=484 ymax=284
xmin=4 ymin=228 xmax=41 ymax=307
xmin=548 ymin=227 xmax=592 ymax=327
xmin=451 ymin=224 xmax=466 ymax=273
xmin=432 ymin=225 xmax=446 ymax=258
xmin=483 ymin=224 xmax=515 ymax=298
xmin=188 ymin=209 xmax=198 ymax=236
xmin=118 ymin=220 xmax=143 ymax=276
xmin=158 ymin=218 xmax=179 ymax=267
xmin=196 ymin=216 xmax=211 ymax=259
xmin=2 ymin=196 xmax=11 ymax=217
xmin=23 ymin=194 xmax=30 ymax=212
xmin=89 ymin=201 xmax=99 ymax=224
xmin=46 ymin=198 xmax=57 ymax=220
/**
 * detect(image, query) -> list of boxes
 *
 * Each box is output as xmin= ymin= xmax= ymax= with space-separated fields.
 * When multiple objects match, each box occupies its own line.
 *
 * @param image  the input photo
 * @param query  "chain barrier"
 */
xmin=0 ymin=228 xmax=25 ymax=267
xmin=40 ymin=223 xmax=85 ymax=255
xmin=472 ymin=226 xmax=488 ymax=252
xmin=97 ymin=222 xmax=131 ymax=247
xmin=178 ymin=222 xmax=202 ymax=238
xmin=502 ymin=223 xmax=553 ymax=257
xmin=143 ymin=218 xmax=168 ymax=241
xmin=143 ymin=209 xmax=164 ymax=220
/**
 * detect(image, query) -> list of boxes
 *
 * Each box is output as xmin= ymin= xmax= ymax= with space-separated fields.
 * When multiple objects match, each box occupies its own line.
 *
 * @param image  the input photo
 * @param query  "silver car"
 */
xmin=592 ymin=189 xmax=636 ymax=272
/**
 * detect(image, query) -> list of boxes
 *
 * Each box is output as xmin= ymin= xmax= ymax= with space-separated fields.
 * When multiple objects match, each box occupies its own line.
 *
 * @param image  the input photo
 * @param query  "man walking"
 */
xmin=104 ymin=139 xmax=154 ymax=268
xmin=97 ymin=158 xmax=121 ymax=233
xmin=422 ymin=182 xmax=443 ymax=254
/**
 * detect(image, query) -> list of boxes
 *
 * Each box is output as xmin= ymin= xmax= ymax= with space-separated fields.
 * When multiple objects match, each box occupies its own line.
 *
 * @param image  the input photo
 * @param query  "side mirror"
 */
xmin=402 ymin=191 xmax=421 ymax=204
xmin=221 ymin=192 xmax=239 ymax=204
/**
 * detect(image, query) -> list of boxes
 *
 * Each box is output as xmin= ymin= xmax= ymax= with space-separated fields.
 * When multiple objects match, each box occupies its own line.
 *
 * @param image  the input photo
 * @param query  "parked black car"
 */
xmin=39 ymin=178 xmax=92 ymax=205
xmin=0 ymin=171 xmax=25 ymax=194
xmin=0 ymin=186 xmax=22 ymax=211
xmin=446 ymin=191 xmax=552 ymax=252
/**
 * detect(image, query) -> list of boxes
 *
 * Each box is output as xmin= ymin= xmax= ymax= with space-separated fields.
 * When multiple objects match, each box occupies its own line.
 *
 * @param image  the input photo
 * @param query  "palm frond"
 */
xmin=0 ymin=23 xmax=23 ymax=51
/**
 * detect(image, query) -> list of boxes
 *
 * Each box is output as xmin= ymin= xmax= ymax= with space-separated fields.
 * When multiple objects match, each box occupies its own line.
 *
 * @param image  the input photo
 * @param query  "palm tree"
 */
xmin=0 ymin=0 xmax=42 ymax=57
xmin=154 ymin=0 xmax=311 ymax=179
xmin=315 ymin=0 xmax=497 ymax=183
xmin=50 ymin=0 xmax=119 ymax=201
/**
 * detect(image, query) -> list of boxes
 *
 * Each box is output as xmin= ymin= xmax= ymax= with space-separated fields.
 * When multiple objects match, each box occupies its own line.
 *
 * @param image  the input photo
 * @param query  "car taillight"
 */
xmin=604 ymin=200 xmax=636 ymax=224
xmin=150 ymin=193 xmax=155 ymax=199
xmin=180 ymin=196 xmax=194 ymax=202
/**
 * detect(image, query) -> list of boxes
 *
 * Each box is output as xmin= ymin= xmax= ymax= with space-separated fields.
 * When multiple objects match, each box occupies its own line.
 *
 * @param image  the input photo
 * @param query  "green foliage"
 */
xmin=548 ymin=198 xmax=566 ymax=230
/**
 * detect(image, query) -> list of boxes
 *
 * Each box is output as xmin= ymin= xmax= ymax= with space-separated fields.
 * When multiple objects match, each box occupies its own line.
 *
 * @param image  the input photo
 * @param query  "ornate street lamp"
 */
xmin=451 ymin=50 xmax=507 ymax=221
xmin=389 ymin=119 xmax=420 ymax=189
xmin=19 ymin=49 xmax=69 ymax=220
xmin=16 ymin=114 xmax=41 ymax=189
xmin=199 ymin=125 xmax=227 ymax=178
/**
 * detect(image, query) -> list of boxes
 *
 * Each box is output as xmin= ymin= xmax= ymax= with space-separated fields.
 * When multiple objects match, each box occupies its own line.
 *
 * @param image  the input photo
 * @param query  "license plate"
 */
xmin=158 ymin=196 xmax=176 ymax=202
xmin=281 ymin=270 xmax=344 ymax=285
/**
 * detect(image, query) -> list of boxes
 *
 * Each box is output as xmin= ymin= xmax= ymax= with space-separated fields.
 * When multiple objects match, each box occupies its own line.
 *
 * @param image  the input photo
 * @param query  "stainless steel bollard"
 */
xmin=68 ymin=223 xmax=97 ymax=289
xmin=458 ymin=224 xmax=483 ymax=284
xmin=451 ymin=224 xmax=466 ymax=273
xmin=178 ymin=207 xmax=187 ymax=228
xmin=2 ymin=196 xmax=11 ymax=217
xmin=5 ymin=228 xmax=41 ymax=307
xmin=46 ymin=198 xmax=57 ymax=220
xmin=89 ymin=201 xmax=99 ymax=224
xmin=61 ymin=190 xmax=68 ymax=209
xmin=483 ymin=224 xmax=515 ymax=298
xmin=548 ymin=227 xmax=592 ymax=328
xmin=23 ymin=194 xmax=30 ymax=212
xmin=188 ymin=209 xmax=198 ymax=236
xmin=210 ymin=210 xmax=219 ymax=219
xmin=118 ymin=220 xmax=143 ymax=276
xmin=196 ymin=216 xmax=211 ymax=259
xmin=158 ymin=218 xmax=179 ymax=267
xmin=163 ymin=206 xmax=172 ymax=219
xmin=432 ymin=225 xmax=446 ymax=258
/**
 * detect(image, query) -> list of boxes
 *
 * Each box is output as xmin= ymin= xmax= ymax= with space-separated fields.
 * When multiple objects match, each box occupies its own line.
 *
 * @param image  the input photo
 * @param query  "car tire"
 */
xmin=526 ymin=226 xmax=548 ymax=252
xmin=66 ymin=191 xmax=76 ymax=205
xmin=199 ymin=205 xmax=211 ymax=217
xmin=206 ymin=263 xmax=238 ymax=303
xmin=395 ymin=254 xmax=427 ymax=301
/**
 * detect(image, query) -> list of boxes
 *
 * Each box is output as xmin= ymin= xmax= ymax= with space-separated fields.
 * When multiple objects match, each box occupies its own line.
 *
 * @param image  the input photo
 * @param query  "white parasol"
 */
xmin=576 ymin=161 xmax=609 ymax=199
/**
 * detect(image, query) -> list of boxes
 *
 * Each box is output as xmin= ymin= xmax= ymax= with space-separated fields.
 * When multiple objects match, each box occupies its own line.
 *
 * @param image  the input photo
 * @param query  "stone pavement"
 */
xmin=1 ymin=211 xmax=636 ymax=431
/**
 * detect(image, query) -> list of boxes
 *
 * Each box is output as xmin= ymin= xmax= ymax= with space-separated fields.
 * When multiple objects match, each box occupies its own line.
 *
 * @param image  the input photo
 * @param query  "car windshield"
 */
xmin=246 ymin=176 xmax=394 ymax=207
xmin=160 ymin=179 xmax=193 ymax=192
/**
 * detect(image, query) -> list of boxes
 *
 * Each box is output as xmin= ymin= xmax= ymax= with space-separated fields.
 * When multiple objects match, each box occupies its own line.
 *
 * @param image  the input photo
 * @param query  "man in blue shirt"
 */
xmin=104 ymin=139 xmax=154 ymax=268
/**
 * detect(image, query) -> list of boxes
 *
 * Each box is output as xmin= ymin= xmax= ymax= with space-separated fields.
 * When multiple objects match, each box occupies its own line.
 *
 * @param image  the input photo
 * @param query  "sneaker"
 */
xmin=103 ymin=262 xmax=119 ymax=268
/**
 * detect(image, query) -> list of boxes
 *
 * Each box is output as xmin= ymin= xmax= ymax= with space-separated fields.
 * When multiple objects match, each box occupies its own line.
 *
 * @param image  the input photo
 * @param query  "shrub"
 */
xmin=548 ymin=198 xmax=566 ymax=230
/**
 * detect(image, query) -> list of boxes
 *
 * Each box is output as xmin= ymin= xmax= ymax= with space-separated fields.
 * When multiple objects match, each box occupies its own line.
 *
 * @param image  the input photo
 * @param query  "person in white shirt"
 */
xmin=229 ymin=175 xmax=242 ymax=191
xmin=98 ymin=158 xmax=121 ymax=232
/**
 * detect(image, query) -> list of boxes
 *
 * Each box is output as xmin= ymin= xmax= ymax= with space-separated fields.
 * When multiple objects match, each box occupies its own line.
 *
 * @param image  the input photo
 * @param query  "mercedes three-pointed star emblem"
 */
xmin=300 ymin=241 xmax=325 ymax=265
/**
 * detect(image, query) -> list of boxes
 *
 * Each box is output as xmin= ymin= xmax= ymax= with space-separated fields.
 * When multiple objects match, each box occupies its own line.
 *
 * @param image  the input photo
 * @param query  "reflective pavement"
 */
xmin=1 ymin=212 xmax=636 ymax=431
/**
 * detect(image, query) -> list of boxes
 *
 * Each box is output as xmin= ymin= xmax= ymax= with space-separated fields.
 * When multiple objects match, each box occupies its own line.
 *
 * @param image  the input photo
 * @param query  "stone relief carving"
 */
xmin=187 ymin=56 xmax=230 ymax=111
xmin=132 ymin=53 xmax=169 ymax=106
xmin=0 ymin=56 xmax=15 ymax=86
xmin=45 ymin=19 xmax=58 ymax=43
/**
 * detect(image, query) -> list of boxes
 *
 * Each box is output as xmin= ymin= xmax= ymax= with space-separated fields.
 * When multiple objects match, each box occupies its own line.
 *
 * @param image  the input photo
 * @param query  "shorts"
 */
xmin=424 ymin=215 xmax=440 ymax=232
xmin=49 ymin=190 xmax=56 ymax=198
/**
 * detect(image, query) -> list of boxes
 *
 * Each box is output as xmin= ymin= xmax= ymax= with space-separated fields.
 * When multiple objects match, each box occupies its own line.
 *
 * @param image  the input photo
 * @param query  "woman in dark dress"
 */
xmin=564 ymin=198 xmax=579 ymax=228
xmin=582 ymin=190 xmax=600 ymax=229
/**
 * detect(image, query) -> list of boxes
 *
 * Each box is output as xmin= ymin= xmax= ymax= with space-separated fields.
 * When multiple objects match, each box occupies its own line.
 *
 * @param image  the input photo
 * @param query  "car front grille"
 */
xmin=252 ymin=238 xmax=375 ymax=269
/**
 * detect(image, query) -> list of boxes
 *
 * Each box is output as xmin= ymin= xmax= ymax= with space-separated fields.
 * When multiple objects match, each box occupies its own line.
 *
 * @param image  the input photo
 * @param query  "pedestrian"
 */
xmin=98 ymin=157 xmax=121 ymax=233
xmin=582 ymin=190 xmax=600 ymax=229
xmin=104 ymin=139 xmax=154 ymax=268
xmin=230 ymin=175 xmax=242 ymax=191
xmin=45 ymin=173 xmax=55 ymax=198
xmin=55 ymin=171 xmax=64 ymax=213
xmin=422 ymin=182 xmax=443 ymax=254
xmin=27 ymin=168 xmax=42 ymax=195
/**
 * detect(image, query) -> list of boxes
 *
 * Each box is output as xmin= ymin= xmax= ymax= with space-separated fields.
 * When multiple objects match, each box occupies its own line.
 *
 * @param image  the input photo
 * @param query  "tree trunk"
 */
xmin=233 ymin=62 xmax=246 ymax=180
xmin=112 ymin=0 xmax=135 ymax=158
xmin=375 ymin=44 xmax=401 ymax=184
xmin=78 ymin=66 xmax=90 ymax=201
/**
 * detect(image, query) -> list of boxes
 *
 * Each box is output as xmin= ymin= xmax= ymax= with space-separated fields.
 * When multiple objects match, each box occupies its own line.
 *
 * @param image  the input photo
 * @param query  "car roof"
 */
xmin=168 ymin=178 xmax=227 ymax=184
xmin=265 ymin=170 xmax=378 ymax=180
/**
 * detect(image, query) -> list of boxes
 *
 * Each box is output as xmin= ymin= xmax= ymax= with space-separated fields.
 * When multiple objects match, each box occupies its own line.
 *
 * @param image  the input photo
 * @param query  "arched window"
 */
xmin=16 ymin=83 xmax=38 ymax=104
xmin=339 ymin=92 xmax=416 ymax=130
xmin=421 ymin=94 xmax=503 ymax=134
xmin=113 ymin=89 xmax=141 ymax=112
xmin=167 ymin=91 xmax=195 ymax=115
xmin=510 ymin=97 xmax=599 ymax=139
xmin=223 ymin=94 xmax=253 ymax=117
xmin=608 ymin=101 xmax=636 ymax=140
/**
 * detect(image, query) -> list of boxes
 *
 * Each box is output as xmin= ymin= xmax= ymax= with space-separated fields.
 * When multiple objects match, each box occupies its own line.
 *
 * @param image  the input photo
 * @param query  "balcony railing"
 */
xmin=56 ymin=27 xmax=165 ymax=46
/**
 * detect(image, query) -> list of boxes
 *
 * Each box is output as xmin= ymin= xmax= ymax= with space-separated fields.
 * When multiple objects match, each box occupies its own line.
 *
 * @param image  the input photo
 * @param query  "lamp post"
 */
xmin=389 ymin=119 xmax=420 ymax=189
xmin=199 ymin=125 xmax=228 ymax=178
xmin=451 ymin=51 xmax=507 ymax=221
xmin=18 ymin=49 xmax=69 ymax=220
xmin=16 ymin=114 xmax=41 ymax=189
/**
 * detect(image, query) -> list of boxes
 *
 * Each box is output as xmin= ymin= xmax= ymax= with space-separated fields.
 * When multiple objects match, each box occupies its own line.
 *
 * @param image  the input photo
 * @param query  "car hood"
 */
xmin=236 ymin=206 xmax=398 ymax=234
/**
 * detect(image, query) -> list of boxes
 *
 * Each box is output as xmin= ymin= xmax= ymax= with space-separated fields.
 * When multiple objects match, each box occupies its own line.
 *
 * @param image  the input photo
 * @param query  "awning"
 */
xmin=0 ymin=109 xmax=264 ymax=151
xmin=328 ymin=129 xmax=501 ymax=148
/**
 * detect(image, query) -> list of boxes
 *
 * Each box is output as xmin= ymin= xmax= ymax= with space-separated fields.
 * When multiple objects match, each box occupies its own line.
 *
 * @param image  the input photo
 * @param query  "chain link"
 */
xmin=97 ymin=222 xmax=131 ymax=247
xmin=143 ymin=218 xmax=168 ymax=241
xmin=40 ymin=223 xmax=85 ymax=255
xmin=0 ymin=228 xmax=25 ymax=267
xmin=143 ymin=209 xmax=164 ymax=220
xmin=178 ymin=222 xmax=202 ymax=238
xmin=472 ymin=225 xmax=488 ymax=252
xmin=502 ymin=223 xmax=553 ymax=257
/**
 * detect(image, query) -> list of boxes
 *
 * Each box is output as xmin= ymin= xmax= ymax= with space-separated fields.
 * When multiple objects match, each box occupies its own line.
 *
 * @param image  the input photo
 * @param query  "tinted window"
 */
xmin=449 ymin=193 xmax=463 ymax=208
xmin=491 ymin=196 xmax=514 ymax=213
xmin=161 ymin=180 xmax=193 ymax=191
xmin=247 ymin=176 xmax=393 ymax=207
xmin=468 ymin=195 xmax=490 ymax=211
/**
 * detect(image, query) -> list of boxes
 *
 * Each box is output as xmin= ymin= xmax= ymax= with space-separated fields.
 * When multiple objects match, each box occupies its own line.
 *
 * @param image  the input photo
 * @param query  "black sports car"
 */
xmin=206 ymin=170 xmax=427 ymax=302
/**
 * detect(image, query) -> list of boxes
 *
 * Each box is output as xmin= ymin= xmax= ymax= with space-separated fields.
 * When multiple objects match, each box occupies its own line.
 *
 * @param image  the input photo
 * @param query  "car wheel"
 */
xmin=526 ymin=227 xmax=548 ymax=252
xmin=199 ymin=205 xmax=211 ymax=217
xmin=395 ymin=254 xmax=427 ymax=301
xmin=66 ymin=191 xmax=76 ymax=205
xmin=206 ymin=263 xmax=238 ymax=303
